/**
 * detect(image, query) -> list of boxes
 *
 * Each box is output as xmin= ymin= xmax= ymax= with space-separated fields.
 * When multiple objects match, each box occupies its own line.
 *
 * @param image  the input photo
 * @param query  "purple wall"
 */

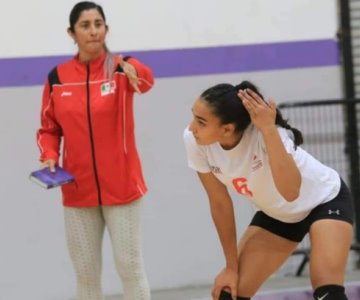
xmin=0 ymin=39 xmax=339 ymax=88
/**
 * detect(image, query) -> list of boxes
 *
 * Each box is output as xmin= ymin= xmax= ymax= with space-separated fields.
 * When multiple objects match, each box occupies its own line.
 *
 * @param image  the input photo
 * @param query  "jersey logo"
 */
xmin=210 ymin=165 xmax=222 ymax=174
xmin=232 ymin=177 xmax=253 ymax=197
xmin=100 ymin=80 xmax=116 ymax=96
xmin=252 ymin=154 xmax=263 ymax=172
xmin=61 ymin=91 xmax=72 ymax=97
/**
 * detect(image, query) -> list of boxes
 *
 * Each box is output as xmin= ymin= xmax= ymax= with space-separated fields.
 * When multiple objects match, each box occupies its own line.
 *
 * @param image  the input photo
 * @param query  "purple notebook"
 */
xmin=29 ymin=166 xmax=75 ymax=189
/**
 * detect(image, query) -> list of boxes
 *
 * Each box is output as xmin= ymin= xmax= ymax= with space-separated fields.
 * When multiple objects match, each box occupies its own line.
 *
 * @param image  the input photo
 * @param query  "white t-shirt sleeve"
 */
xmin=183 ymin=128 xmax=211 ymax=173
xmin=260 ymin=127 xmax=296 ymax=155
xmin=278 ymin=128 xmax=297 ymax=155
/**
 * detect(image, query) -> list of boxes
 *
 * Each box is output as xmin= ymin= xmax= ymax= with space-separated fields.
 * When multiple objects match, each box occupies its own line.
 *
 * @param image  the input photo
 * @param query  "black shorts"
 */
xmin=249 ymin=179 xmax=354 ymax=242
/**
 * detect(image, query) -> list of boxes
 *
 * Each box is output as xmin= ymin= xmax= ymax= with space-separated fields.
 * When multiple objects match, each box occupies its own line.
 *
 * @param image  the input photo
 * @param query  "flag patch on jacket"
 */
xmin=100 ymin=81 xmax=116 ymax=96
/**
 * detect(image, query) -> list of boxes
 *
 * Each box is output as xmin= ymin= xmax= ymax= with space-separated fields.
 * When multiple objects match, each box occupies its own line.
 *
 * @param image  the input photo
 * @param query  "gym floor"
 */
xmin=105 ymin=269 xmax=360 ymax=300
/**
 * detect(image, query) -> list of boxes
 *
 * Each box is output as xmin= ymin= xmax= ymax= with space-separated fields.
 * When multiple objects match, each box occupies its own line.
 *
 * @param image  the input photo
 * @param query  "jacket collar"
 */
xmin=73 ymin=51 xmax=107 ymax=72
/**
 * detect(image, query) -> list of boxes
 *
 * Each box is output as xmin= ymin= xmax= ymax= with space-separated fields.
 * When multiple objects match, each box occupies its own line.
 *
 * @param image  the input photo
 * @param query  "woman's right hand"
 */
xmin=40 ymin=159 xmax=56 ymax=173
xmin=212 ymin=267 xmax=238 ymax=300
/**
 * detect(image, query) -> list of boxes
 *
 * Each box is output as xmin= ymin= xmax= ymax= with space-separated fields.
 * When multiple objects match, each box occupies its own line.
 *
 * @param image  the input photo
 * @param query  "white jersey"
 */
xmin=183 ymin=125 xmax=341 ymax=223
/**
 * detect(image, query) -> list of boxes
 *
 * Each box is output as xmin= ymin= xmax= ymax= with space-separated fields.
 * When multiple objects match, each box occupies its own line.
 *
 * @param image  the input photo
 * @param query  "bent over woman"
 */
xmin=184 ymin=81 xmax=353 ymax=300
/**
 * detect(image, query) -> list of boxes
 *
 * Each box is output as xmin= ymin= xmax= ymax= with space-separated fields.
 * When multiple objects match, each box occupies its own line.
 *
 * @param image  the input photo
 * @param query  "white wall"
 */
xmin=0 ymin=1 xmax=342 ymax=300
xmin=1 ymin=0 xmax=337 ymax=58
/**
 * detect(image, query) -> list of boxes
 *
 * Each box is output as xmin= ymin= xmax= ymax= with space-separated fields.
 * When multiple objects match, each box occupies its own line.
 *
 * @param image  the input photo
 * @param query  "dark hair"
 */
xmin=200 ymin=80 xmax=303 ymax=147
xmin=69 ymin=2 xmax=114 ymax=79
xmin=69 ymin=1 xmax=106 ymax=32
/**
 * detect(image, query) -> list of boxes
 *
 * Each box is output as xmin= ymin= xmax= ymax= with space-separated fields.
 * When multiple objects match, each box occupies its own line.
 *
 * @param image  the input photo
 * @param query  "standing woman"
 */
xmin=37 ymin=2 xmax=154 ymax=300
xmin=184 ymin=81 xmax=354 ymax=300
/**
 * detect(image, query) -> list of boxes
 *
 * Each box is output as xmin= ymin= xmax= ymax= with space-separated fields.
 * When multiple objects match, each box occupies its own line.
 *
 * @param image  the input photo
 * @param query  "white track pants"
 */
xmin=64 ymin=199 xmax=150 ymax=300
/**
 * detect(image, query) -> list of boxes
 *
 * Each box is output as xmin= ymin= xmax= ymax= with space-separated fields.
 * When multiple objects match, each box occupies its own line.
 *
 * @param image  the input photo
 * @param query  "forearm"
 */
xmin=261 ymin=126 xmax=301 ymax=201
xmin=197 ymin=172 xmax=238 ymax=269
xmin=124 ymin=57 xmax=154 ymax=93
xmin=37 ymin=128 xmax=62 ymax=163
xmin=210 ymin=198 xmax=238 ymax=270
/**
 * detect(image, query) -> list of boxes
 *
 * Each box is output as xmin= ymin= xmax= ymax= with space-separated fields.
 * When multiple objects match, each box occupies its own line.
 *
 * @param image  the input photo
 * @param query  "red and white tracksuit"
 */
xmin=37 ymin=53 xmax=154 ymax=207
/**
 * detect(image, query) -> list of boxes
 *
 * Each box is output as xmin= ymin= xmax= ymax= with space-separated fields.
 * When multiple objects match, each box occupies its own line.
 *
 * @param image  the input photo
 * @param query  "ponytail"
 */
xmin=104 ymin=44 xmax=115 ymax=80
xmin=235 ymin=81 xmax=304 ymax=148
xmin=234 ymin=81 xmax=303 ymax=147
xmin=275 ymin=110 xmax=303 ymax=147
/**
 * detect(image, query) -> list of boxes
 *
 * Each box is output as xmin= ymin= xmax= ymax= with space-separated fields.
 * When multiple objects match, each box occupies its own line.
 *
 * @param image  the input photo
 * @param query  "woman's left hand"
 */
xmin=212 ymin=267 xmax=238 ymax=300
xmin=120 ymin=60 xmax=141 ymax=93
xmin=238 ymin=89 xmax=277 ymax=132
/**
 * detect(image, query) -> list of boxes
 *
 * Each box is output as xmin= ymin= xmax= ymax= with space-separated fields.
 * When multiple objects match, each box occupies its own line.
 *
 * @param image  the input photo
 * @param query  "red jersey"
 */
xmin=37 ymin=53 xmax=154 ymax=207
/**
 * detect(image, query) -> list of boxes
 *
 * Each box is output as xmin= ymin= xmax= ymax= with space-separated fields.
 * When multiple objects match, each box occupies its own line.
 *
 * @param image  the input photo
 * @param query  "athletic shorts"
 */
xmin=249 ymin=179 xmax=354 ymax=242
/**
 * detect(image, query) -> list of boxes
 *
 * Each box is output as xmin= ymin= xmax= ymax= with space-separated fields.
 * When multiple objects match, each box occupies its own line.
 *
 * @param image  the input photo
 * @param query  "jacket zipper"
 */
xmin=86 ymin=63 xmax=102 ymax=205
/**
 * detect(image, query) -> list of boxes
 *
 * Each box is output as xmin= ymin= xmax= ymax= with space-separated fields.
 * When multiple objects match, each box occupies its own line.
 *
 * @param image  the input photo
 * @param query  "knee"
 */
xmin=76 ymin=268 xmax=101 ymax=285
xmin=236 ymin=277 xmax=257 ymax=298
xmin=116 ymin=256 xmax=144 ymax=280
xmin=72 ymin=259 xmax=101 ymax=284
xmin=313 ymin=285 xmax=348 ymax=300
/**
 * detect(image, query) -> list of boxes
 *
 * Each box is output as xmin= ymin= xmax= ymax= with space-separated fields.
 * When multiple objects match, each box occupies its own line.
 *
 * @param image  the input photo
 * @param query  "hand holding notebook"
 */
xmin=29 ymin=166 xmax=75 ymax=189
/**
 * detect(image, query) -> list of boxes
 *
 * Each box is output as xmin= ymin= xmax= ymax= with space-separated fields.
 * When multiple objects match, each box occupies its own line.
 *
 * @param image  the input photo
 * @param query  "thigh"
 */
xmin=237 ymin=226 xmax=298 ymax=297
xmin=64 ymin=207 xmax=105 ymax=270
xmin=103 ymin=199 xmax=143 ymax=257
xmin=309 ymin=219 xmax=353 ymax=288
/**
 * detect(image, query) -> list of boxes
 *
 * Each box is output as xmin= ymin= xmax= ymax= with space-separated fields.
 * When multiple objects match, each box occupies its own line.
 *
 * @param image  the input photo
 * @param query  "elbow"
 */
xmin=280 ymin=172 xmax=301 ymax=202
xmin=283 ymin=189 xmax=300 ymax=202
xmin=138 ymin=77 xmax=154 ymax=93
xmin=282 ymin=181 xmax=301 ymax=202
xmin=278 ymin=183 xmax=301 ymax=202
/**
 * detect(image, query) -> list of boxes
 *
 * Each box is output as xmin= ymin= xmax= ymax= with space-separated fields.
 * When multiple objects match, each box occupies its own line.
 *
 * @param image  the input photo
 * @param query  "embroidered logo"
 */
xmin=232 ymin=177 xmax=253 ymax=197
xmin=210 ymin=165 xmax=222 ymax=174
xmin=317 ymin=292 xmax=329 ymax=300
xmin=100 ymin=80 xmax=116 ymax=96
xmin=328 ymin=209 xmax=340 ymax=215
xmin=251 ymin=154 xmax=263 ymax=172
xmin=61 ymin=91 xmax=72 ymax=97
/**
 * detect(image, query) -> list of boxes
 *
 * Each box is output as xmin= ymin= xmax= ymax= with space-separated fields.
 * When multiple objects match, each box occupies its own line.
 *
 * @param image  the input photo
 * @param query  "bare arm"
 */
xmin=239 ymin=89 xmax=301 ymax=201
xmin=197 ymin=172 xmax=238 ymax=271
xmin=261 ymin=125 xmax=301 ymax=201
xmin=197 ymin=171 xmax=238 ymax=299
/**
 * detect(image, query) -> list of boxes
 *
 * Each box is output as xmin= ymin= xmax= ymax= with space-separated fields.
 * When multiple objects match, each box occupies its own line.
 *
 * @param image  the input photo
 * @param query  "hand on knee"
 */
xmin=219 ymin=290 xmax=250 ymax=300
xmin=313 ymin=285 xmax=347 ymax=300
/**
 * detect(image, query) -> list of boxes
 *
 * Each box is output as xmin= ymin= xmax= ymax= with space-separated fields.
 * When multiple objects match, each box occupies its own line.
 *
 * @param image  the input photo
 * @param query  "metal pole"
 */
xmin=339 ymin=0 xmax=360 ymax=243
